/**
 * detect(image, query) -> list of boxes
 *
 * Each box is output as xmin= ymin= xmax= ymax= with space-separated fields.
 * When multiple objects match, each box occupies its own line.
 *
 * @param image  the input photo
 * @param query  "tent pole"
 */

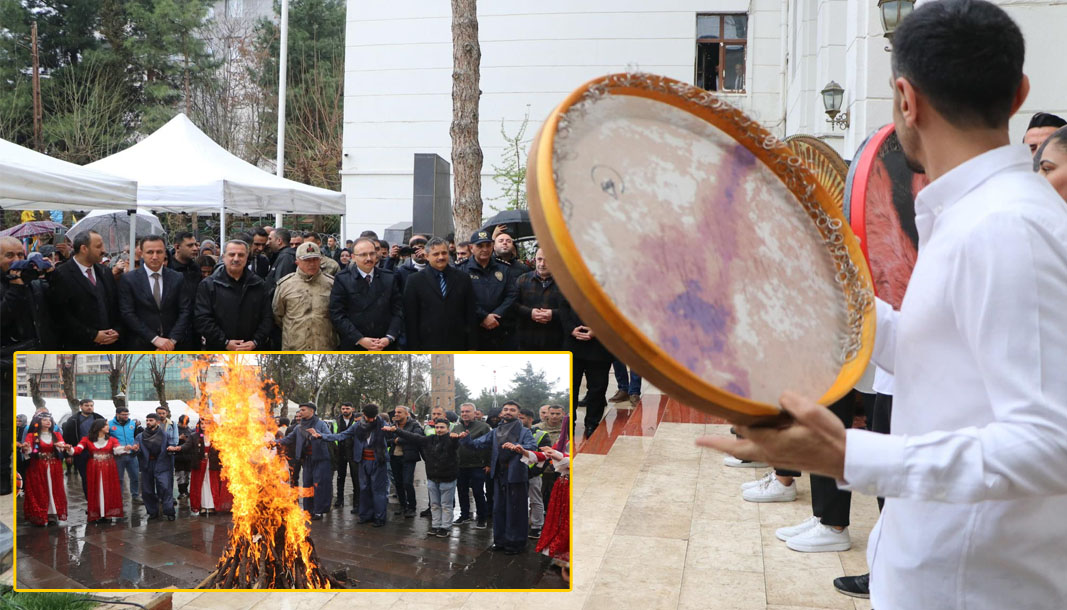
xmin=127 ymin=209 xmax=136 ymax=267
xmin=220 ymin=204 xmax=226 ymax=245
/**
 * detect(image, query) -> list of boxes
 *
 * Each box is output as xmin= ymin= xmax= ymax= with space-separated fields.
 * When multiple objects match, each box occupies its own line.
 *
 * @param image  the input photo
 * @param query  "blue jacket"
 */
xmin=460 ymin=424 xmax=538 ymax=483
xmin=134 ymin=430 xmax=177 ymax=474
xmin=319 ymin=415 xmax=390 ymax=463
xmin=108 ymin=417 xmax=140 ymax=447
xmin=277 ymin=417 xmax=333 ymax=463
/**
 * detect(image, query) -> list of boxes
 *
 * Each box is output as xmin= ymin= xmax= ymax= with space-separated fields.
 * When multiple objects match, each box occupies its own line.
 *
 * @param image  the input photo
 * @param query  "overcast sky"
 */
xmin=453 ymin=353 xmax=570 ymax=397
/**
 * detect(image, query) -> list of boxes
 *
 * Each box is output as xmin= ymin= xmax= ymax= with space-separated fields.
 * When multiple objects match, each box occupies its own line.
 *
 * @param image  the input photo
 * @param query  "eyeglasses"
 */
xmin=353 ymin=252 xmax=376 ymax=258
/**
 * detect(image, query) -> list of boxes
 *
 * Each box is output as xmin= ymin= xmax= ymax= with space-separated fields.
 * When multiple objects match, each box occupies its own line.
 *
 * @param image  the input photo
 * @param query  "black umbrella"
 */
xmin=479 ymin=209 xmax=534 ymax=240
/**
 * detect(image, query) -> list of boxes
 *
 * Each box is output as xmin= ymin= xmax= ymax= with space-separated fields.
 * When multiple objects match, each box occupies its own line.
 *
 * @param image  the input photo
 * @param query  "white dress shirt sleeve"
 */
xmin=844 ymin=211 xmax=1067 ymax=502
xmin=871 ymin=298 xmax=898 ymax=375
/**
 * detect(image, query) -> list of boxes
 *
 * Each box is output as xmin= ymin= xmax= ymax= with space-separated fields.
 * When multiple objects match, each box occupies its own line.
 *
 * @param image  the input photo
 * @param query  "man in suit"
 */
xmin=118 ymin=235 xmax=193 ymax=351
xmin=62 ymin=398 xmax=105 ymax=499
xmin=48 ymin=230 xmax=122 ymax=350
xmin=561 ymin=298 xmax=614 ymax=441
xmin=458 ymin=401 xmax=539 ymax=554
xmin=330 ymin=237 xmax=403 ymax=350
xmin=402 ymin=237 xmax=475 ymax=350
xmin=195 ymin=240 xmax=274 ymax=350
xmin=331 ymin=402 xmax=360 ymax=509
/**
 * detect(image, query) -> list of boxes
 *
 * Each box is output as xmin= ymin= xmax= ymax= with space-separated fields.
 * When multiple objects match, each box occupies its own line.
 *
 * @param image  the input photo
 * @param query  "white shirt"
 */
xmin=841 ymin=145 xmax=1067 ymax=609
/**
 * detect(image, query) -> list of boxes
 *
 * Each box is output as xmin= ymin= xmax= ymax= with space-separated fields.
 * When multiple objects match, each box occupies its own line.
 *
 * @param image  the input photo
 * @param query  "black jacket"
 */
xmin=395 ymin=259 xmax=423 ymax=289
xmin=266 ymin=247 xmax=297 ymax=291
xmin=248 ymin=253 xmax=271 ymax=278
xmin=463 ymin=257 xmax=519 ymax=349
xmin=62 ymin=412 xmax=105 ymax=448
xmin=515 ymin=270 xmax=565 ymax=351
xmin=333 ymin=414 xmax=360 ymax=465
xmin=329 ymin=266 xmax=404 ymax=349
xmin=118 ymin=266 xmax=193 ymax=350
xmin=194 ymin=267 xmax=274 ymax=349
xmin=48 ymin=258 xmax=123 ymax=350
xmin=402 ymin=265 xmax=475 ymax=350
xmin=560 ymin=297 xmax=614 ymax=362
xmin=180 ymin=429 xmax=222 ymax=471
xmin=386 ymin=419 xmax=424 ymax=463
xmin=393 ymin=428 xmax=459 ymax=482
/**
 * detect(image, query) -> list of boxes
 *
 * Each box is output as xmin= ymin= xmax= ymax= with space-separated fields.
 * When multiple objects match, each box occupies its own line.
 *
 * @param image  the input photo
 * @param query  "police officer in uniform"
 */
xmin=272 ymin=242 xmax=337 ymax=351
xmin=462 ymin=230 xmax=519 ymax=350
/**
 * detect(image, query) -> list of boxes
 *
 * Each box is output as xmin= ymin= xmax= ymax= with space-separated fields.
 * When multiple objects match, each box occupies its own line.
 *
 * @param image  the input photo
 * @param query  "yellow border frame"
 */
xmin=8 ymin=350 xmax=575 ymax=594
xmin=527 ymin=74 xmax=875 ymax=424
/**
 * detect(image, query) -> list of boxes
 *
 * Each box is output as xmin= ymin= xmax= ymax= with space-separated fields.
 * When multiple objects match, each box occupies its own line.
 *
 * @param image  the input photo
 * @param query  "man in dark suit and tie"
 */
xmin=48 ymin=230 xmax=122 ymax=350
xmin=403 ymin=237 xmax=475 ymax=350
xmin=330 ymin=237 xmax=403 ymax=350
xmin=117 ymin=235 xmax=193 ymax=351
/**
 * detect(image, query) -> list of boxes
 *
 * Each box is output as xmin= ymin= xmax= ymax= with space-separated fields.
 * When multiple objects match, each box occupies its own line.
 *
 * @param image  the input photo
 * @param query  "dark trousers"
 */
xmin=141 ymin=464 xmax=175 ymax=517
xmin=542 ymin=471 xmax=560 ymax=510
xmin=1 ymin=367 xmax=11 ymax=495
xmin=574 ymin=358 xmax=611 ymax=436
xmin=457 ymin=466 xmax=488 ymax=520
xmin=473 ymin=327 xmax=517 ymax=350
xmin=358 ymin=459 xmax=390 ymax=522
xmin=493 ymin=475 xmax=529 ymax=550
xmin=336 ymin=459 xmax=359 ymax=505
xmin=391 ymin=457 xmax=417 ymax=511
xmin=74 ymin=452 xmax=90 ymax=498
xmin=872 ymin=393 xmax=893 ymax=511
xmin=298 ymin=457 xmax=334 ymax=515
xmin=811 ymin=394 xmax=857 ymax=527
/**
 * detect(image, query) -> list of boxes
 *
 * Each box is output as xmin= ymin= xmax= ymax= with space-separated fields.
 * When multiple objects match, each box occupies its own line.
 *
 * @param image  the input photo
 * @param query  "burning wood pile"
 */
xmin=185 ymin=356 xmax=346 ymax=590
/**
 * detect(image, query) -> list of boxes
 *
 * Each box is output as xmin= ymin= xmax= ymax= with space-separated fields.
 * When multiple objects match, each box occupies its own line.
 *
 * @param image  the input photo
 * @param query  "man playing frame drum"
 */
xmin=699 ymin=2 xmax=1067 ymax=609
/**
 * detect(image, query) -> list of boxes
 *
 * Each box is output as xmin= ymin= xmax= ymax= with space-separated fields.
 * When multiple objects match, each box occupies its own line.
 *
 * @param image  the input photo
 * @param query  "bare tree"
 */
xmin=450 ymin=0 xmax=484 ymax=240
xmin=58 ymin=355 xmax=79 ymax=416
xmin=105 ymin=354 xmax=146 ymax=407
xmin=149 ymin=354 xmax=182 ymax=410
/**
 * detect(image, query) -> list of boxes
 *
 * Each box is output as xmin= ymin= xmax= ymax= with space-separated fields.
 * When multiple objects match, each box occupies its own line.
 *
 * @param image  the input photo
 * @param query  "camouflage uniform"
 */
xmin=271 ymin=269 xmax=337 ymax=350
xmin=319 ymin=255 xmax=340 ymax=277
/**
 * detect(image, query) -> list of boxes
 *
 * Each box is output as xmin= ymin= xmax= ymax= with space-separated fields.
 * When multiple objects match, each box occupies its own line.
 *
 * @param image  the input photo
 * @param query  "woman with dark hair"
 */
xmin=339 ymin=249 xmax=351 ymax=268
xmin=175 ymin=414 xmax=195 ymax=499
xmin=19 ymin=414 xmax=70 ymax=526
xmin=181 ymin=419 xmax=232 ymax=515
xmin=71 ymin=419 xmax=128 ymax=523
xmin=1035 ymin=125 xmax=1067 ymax=202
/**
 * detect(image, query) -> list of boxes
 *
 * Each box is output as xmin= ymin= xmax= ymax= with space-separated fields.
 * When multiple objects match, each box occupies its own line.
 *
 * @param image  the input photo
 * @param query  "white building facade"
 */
xmin=341 ymin=0 xmax=1067 ymax=239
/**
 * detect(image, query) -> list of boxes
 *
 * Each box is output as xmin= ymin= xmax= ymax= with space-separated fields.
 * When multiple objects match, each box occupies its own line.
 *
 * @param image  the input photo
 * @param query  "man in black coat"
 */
xmin=515 ymin=247 xmax=565 ymax=351
xmin=394 ymin=235 xmax=428 ymax=288
xmin=195 ymin=240 xmax=274 ymax=350
xmin=330 ymin=237 xmax=403 ymax=350
xmin=61 ymin=398 xmax=106 ymax=499
xmin=561 ymin=298 xmax=614 ymax=441
xmin=266 ymin=228 xmax=297 ymax=291
xmin=118 ymin=235 xmax=193 ymax=351
xmin=48 ymin=230 xmax=122 ymax=350
xmin=332 ymin=402 xmax=360 ymax=510
xmin=463 ymin=230 xmax=519 ymax=350
xmin=402 ymin=237 xmax=475 ymax=350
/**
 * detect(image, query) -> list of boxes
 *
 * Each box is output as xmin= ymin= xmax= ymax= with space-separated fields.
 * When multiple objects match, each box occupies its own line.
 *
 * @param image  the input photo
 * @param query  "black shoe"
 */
xmin=373 ymin=520 xmax=386 ymax=527
xmin=427 ymin=528 xmax=440 ymax=537
xmin=404 ymin=509 xmax=416 ymax=518
xmin=475 ymin=519 xmax=487 ymax=529
xmin=333 ymin=501 xmax=343 ymax=508
xmin=166 ymin=515 xmax=175 ymax=521
xmin=310 ymin=513 xmax=324 ymax=521
xmin=393 ymin=508 xmax=404 ymax=515
xmin=505 ymin=547 xmax=522 ymax=555
xmin=436 ymin=528 xmax=449 ymax=538
xmin=357 ymin=518 xmax=373 ymax=524
xmin=146 ymin=513 xmax=160 ymax=521
xmin=528 ymin=527 xmax=541 ymax=539
xmin=420 ymin=507 xmax=431 ymax=517
xmin=350 ymin=509 xmax=359 ymax=515
xmin=454 ymin=516 xmax=471 ymax=524
xmin=490 ymin=544 xmax=507 ymax=552
xmin=833 ymin=573 xmax=870 ymax=599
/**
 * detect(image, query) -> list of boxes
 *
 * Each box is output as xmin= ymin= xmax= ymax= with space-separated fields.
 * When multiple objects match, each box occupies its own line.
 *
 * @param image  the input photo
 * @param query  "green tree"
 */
xmin=504 ymin=362 xmax=557 ymax=412
xmin=471 ymin=386 xmax=498 ymax=415
xmin=453 ymin=378 xmax=472 ymax=408
xmin=488 ymin=107 xmax=530 ymax=212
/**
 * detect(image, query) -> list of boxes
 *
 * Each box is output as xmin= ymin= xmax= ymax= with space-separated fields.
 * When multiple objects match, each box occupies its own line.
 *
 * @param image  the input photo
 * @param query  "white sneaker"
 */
xmin=742 ymin=477 xmax=797 ymax=503
xmin=775 ymin=516 xmax=820 ymax=541
xmin=785 ymin=523 xmax=851 ymax=552
xmin=740 ymin=471 xmax=775 ymax=491
xmin=723 ymin=455 xmax=769 ymax=468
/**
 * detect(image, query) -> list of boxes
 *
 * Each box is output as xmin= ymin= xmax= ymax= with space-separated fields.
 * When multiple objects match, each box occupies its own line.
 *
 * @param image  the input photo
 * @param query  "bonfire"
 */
xmin=184 ymin=355 xmax=345 ymax=589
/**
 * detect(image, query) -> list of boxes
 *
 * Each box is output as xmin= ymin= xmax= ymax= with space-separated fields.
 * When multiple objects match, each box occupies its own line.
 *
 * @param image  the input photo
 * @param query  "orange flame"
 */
xmin=183 ymin=355 xmax=334 ymax=589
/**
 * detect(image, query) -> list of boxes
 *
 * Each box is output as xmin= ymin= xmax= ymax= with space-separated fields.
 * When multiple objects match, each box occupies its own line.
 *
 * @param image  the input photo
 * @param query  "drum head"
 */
xmin=785 ymin=135 xmax=849 ymax=211
xmin=528 ymin=73 xmax=875 ymax=421
xmin=844 ymin=124 xmax=928 ymax=309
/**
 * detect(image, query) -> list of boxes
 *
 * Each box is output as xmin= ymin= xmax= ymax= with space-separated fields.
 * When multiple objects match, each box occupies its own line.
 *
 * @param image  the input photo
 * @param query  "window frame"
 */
xmin=695 ymin=13 xmax=748 ymax=94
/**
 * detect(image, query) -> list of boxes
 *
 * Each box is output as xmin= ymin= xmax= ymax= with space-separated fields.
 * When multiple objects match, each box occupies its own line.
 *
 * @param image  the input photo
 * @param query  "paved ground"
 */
xmin=13 ymin=465 xmax=563 ymax=590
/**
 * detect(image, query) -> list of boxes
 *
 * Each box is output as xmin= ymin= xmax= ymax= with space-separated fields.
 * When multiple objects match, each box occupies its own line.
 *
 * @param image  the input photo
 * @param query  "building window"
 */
xmin=696 ymin=14 xmax=748 ymax=93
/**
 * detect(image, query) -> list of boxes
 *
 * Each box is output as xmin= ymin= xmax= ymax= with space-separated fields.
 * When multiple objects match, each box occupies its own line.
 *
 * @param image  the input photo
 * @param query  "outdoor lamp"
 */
xmin=821 ymin=81 xmax=849 ymax=131
xmin=878 ymin=0 xmax=915 ymax=48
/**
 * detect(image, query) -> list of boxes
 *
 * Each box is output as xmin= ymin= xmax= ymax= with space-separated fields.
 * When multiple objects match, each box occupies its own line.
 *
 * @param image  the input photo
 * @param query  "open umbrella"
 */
xmin=67 ymin=209 xmax=164 ymax=253
xmin=479 ymin=209 xmax=534 ymax=240
xmin=0 ymin=220 xmax=65 ymax=239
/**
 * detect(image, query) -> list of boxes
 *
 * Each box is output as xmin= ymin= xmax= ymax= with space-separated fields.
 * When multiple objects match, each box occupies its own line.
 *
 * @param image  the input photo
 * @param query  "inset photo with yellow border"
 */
xmin=10 ymin=351 xmax=573 ymax=592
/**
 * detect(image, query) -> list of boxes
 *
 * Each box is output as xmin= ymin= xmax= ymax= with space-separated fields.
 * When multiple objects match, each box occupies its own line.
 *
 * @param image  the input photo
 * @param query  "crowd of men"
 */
xmin=1 ymin=223 xmax=623 ymax=444
xmin=16 ymin=397 xmax=568 ymax=557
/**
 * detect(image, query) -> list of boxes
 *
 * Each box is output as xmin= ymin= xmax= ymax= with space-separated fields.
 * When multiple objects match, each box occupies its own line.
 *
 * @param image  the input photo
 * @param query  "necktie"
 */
xmin=438 ymin=272 xmax=447 ymax=298
xmin=86 ymin=267 xmax=96 ymax=286
xmin=152 ymin=272 xmax=162 ymax=307
xmin=365 ymin=272 xmax=372 ymax=286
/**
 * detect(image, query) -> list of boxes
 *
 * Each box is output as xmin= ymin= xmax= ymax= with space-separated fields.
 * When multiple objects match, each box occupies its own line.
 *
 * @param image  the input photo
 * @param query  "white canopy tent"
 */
xmin=0 ymin=138 xmax=137 ymax=211
xmin=16 ymin=396 xmax=298 ymax=427
xmin=86 ymin=113 xmax=346 ymax=242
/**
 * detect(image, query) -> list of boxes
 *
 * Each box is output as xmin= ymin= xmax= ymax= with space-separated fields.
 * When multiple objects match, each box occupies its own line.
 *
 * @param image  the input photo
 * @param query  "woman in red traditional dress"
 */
xmin=19 ymin=414 xmax=70 ymax=526
xmin=181 ymin=420 xmax=233 ymax=515
xmin=72 ymin=419 xmax=128 ymax=523
xmin=517 ymin=418 xmax=571 ymax=582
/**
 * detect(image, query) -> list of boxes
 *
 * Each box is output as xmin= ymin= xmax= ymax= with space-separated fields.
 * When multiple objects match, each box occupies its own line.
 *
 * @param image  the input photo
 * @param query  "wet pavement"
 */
xmin=15 ymin=470 xmax=565 ymax=590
